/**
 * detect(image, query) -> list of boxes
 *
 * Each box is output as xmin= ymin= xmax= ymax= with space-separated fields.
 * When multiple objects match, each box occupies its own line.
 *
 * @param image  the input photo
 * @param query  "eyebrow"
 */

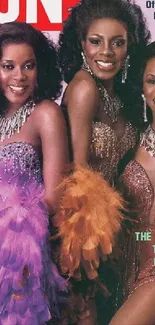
xmin=1 ymin=58 xmax=36 ymax=63
xmin=146 ymin=73 xmax=155 ymax=77
xmin=88 ymin=33 xmax=126 ymax=38
xmin=1 ymin=59 xmax=14 ymax=62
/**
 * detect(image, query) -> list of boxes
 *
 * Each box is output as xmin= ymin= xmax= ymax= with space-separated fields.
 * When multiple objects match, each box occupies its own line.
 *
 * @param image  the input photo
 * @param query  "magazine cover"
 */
xmin=0 ymin=1 xmax=155 ymax=325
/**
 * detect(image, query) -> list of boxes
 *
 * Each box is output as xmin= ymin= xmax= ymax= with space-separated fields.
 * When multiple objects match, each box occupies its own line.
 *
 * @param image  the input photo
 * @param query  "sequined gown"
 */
xmin=116 ymin=157 xmax=155 ymax=304
xmin=88 ymin=120 xmax=137 ymax=323
xmin=0 ymin=142 xmax=66 ymax=325
xmin=90 ymin=121 xmax=137 ymax=183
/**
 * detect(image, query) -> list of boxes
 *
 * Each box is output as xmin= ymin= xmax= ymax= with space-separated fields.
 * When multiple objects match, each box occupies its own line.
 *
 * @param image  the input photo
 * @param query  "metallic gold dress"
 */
xmin=117 ymin=159 xmax=155 ymax=304
xmin=90 ymin=121 xmax=137 ymax=182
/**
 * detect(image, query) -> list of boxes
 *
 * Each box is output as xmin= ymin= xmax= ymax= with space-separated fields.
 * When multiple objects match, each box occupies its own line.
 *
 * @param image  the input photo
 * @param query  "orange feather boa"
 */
xmin=55 ymin=165 xmax=124 ymax=280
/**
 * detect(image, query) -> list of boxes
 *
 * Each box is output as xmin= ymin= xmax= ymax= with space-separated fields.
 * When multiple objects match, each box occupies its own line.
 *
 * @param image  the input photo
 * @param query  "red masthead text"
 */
xmin=0 ymin=0 xmax=80 ymax=31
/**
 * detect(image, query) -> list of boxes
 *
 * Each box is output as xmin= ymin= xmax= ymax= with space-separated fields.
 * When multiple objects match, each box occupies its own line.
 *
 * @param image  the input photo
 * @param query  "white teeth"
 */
xmin=97 ymin=61 xmax=114 ymax=67
xmin=9 ymin=86 xmax=25 ymax=92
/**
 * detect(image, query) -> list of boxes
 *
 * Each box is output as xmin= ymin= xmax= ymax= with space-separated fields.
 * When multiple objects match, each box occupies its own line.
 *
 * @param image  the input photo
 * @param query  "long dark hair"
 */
xmin=118 ymin=43 xmax=155 ymax=176
xmin=131 ymin=42 xmax=155 ymax=131
xmin=0 ymin=22 xmax=62 ymax=112
xmin=59 ymin=0 xmax=151 ymax=127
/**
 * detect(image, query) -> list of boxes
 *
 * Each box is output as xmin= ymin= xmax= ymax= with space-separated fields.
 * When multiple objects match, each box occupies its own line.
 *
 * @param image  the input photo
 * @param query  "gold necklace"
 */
xmin=82 ymin=65 xmax=123 ymax=123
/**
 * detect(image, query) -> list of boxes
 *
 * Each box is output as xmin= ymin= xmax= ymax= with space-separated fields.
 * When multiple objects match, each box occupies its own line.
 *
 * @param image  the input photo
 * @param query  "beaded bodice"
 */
xmin=0 ymin=142 xmax=43 ymax=183
xmin=117 ymin=160 xmax=155 ymax=303
xmin=90 ymin=121 xmax=137 ymax=183
xmin=119 ymin=160 xmax=154 ymax=223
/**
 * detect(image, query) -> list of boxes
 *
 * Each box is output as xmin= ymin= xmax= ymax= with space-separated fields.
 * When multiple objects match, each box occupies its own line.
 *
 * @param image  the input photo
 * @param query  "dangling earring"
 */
xmin=141 ymin=94 xmax=148 ymax=122
xmin=122 ymin=55 xmax=130 ymax=83
xmin=81 ymin=52 xmax=93 ymax=75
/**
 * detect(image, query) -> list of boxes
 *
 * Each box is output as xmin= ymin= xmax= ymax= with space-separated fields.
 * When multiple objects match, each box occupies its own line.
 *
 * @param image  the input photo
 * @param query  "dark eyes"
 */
xmin=2 ymin=64 xmax=13 ymax=70
xmin=88 ymin=38 xmax=101 ymax=45
xmin=1 ymin=62 xmax=36 ymax=71
xmin=88 ymin=38 xmax=126 ymax=47
xmin=146 ymin=79 xmax=155 ymax=84
xmin=24 ymin=62 xmax=36 ymax=70
xmin=112 ymin=39 xmax=126 ymax=47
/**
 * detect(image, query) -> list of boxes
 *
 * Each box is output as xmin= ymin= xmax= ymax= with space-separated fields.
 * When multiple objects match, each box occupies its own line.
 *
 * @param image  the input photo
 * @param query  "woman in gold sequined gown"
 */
xmin=58 ymin=0 xmax=150 ymax=324
xmin=109 ymin=42 xmax=155 ymax=325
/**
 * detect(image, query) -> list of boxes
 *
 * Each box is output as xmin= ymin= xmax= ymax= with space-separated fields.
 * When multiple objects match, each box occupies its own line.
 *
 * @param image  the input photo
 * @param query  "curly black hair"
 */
xmin=58 ymin=0 xmax=151 ymax=128
xmin=0 ymin=22 xmax=62 ymax=109
xmin=130 ymin=42 xmax=155 ymax=132
xmin=59 ymin=0 xmax=150 ymax=83
xmin=117 ymin=43 xmax=155 ymax=175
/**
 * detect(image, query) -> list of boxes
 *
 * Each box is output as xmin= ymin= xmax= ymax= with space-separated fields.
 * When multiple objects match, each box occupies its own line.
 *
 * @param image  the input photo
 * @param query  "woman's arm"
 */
xmin=65 ymin=78 xmax=99 ymax=164
xmin=109 ymin=282 xmax=155 ymax=325
xmin=35 ymin=100 xmax=68 ymax=214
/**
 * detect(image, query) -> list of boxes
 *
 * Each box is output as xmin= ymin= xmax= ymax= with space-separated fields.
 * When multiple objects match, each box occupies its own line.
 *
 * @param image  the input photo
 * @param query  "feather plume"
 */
xmin=54 ymin=165 xmax=124 ymax=279
xmin=0 ymin=163 xmax=67 ymax=323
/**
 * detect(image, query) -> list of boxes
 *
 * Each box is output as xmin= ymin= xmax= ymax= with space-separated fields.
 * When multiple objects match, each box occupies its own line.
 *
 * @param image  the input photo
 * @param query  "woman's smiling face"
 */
xmin=143 ymin=57 xmax=155 ymax=114
xmin=0 ymin=42 xmax=37 ymax=110
xmin=82 ymin=18 xmax=128 ymax=81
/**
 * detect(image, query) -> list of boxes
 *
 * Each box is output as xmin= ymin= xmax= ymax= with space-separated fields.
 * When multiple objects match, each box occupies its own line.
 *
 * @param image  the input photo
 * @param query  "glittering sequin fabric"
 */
xmin=0 ymin=142 xmax=43 ymax=182
xmin=90 ymin=121 xmax=137 ymax=183
xmin=117 ymin=160 xmax=155 ymax=305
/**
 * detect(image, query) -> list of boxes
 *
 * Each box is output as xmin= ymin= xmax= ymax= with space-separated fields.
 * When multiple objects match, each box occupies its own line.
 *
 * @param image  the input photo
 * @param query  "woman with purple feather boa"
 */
xmin=0 ymin=22 xmax=68 ymax=324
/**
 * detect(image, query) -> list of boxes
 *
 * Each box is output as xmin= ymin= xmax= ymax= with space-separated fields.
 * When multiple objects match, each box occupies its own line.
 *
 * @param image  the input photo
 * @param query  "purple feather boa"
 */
xmin=0 ymin=163 xmax=67 ymax=325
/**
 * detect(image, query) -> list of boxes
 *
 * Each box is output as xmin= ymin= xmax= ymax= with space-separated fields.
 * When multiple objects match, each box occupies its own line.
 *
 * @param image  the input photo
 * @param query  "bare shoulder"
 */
xmin=34 ymin=99 xmax=63 ymax=118
xmin=63 ymin=70 xmax=99 ymax=118
xmin=67 ymin=70 xmax=98 ymax=100
xmin=33 ymin=100 xmax=65 ymax=130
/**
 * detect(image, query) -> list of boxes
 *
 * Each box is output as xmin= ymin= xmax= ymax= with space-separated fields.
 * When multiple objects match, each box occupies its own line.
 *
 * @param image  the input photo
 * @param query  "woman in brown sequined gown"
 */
xmin=58 ymin=0 xmax=150 ymax=324
xmin=109 ymin=42 xmax=155 ymax=325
